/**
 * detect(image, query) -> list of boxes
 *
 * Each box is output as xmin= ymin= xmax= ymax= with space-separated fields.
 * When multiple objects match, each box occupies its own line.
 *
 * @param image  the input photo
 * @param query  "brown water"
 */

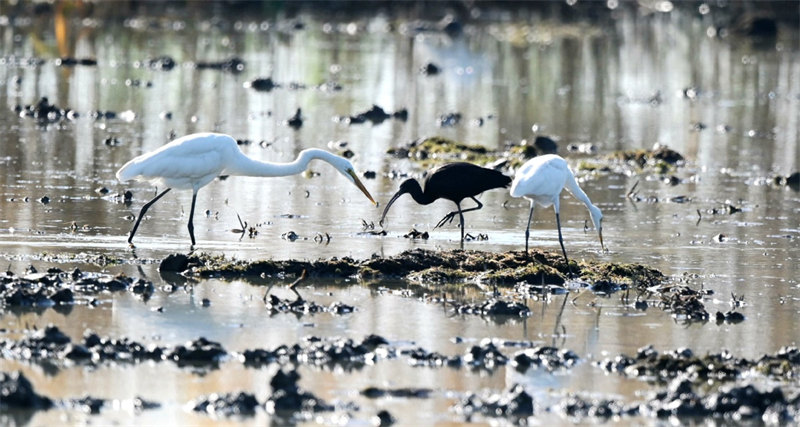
xmin=1 ymin=3 xmax=799 ymax=425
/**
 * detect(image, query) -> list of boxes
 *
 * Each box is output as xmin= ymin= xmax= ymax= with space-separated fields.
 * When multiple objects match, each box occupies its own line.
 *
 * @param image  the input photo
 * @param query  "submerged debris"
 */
xmin=266 ymin=369 xmax=334 ymax=415
xmin=454 ymin=384 xmax=535 ymax=420
xmin=512 ymin=346 xmax=580 ymax=372
xmin=0 ymin=371 xmax=53 ymax=410
xmin=192 ymin=392 xmax=260 ymax=416
xmin=595 ymin=345 xmax=800 ymax=385
xmin=454 ymin=299 xmax=531 ymax=317
xmin=240 ymin=335 xmax=389 ymax=370
xmin=0 ymin=268 xmax=154 ymax=309
xmin=264 ymin=294 xmax=354 ymax=315
xmin=195 ymin=57 xmax=245 ymax=73
xmin=337 ymin=104 xmax=408 ymax=125
xmin=14 ymin=97 xmax=77 ymax=123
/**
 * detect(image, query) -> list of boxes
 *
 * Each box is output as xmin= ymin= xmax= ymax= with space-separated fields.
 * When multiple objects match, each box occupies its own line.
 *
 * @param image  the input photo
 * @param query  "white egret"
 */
xmin=116 ymin=132 xmax=376 ymax=246
xmin=510 ymin=154 xmax=604 ymax=263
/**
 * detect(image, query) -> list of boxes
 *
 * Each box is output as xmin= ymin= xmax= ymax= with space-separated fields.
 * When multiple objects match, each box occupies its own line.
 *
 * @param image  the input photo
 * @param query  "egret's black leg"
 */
xmin=435 ymin=197 xmax=484 ymax=229
xmin=128 ymin=188 xmax=172 ymax=245
xmin=524 ymin=202 xmax=535 ymax=252
xmin=555 ymin=212 xmax=573 ymax=275
xmin=187 ymin=191 xmax=198 ymax=247
xmin=555 ymin=212 xmax=568 ymax=263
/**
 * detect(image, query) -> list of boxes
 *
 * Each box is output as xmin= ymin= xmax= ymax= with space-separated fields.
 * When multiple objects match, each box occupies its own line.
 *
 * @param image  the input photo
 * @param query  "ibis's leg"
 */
xmin=128 ymin=188 xmax=172 ymax=245
xmin=187 ymin=191 xmax=198 ymax=247
xmin=524 ymin=201 xmax=535 ymax=252
xmin=435 ymin=197 xmax=484 ymax=229
xmin=457 ymin=202 xmax=465 ymax=243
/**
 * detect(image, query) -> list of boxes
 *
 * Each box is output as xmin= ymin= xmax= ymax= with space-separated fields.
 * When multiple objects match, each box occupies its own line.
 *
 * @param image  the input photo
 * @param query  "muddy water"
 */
xmin=1 ymin=3 xmax=799 ymax=425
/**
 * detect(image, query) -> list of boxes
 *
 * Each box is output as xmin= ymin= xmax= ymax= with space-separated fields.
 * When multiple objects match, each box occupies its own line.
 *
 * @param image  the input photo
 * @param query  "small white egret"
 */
xmin=116 ymin=132 xmax=376 ymax=246
xmin=510 ymin=154 xmax=604 ymax=263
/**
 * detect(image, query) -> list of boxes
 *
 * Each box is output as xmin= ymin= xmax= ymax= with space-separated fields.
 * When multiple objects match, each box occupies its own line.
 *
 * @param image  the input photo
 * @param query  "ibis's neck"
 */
xmin=405 ymin=180 xmax=436 ymax=205
xmin=227 ymin=148 xmax=338 ymax=177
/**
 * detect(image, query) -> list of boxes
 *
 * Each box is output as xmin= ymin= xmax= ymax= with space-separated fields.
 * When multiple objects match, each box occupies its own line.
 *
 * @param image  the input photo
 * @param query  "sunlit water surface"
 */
xmin=0 ymin=3 xmax=798 ymax=425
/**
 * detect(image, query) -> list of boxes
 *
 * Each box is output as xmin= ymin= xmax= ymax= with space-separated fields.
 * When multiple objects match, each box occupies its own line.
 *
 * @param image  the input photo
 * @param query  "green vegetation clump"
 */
xmin=184 ymin=249 xmax=664 ymax=288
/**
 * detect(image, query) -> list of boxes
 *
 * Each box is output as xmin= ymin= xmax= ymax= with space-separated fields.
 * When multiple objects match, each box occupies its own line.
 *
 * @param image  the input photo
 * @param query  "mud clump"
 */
xmin=195 ymin=57 xmax=245 ymax=73
xmin=641 ymin=378 xmax=798 ymax=421
xmin=264 ymin=294 xmax=354 ymax=315
xmin=266 ymin=369 xmax=334 ymax=415
xmin=338 ymin=104 xmax=407 ymax=125
xmin=388 ymin=136 xmax=492 ymax=165
xmin=595 ymin=345 xmax=800 ymax=385
xmin=0 ymin=268 xmax=155 ymax=310
xmin=183 ymin=249 xmax=663 ymax=291
xmin=455 ymin=299 xmax=531 ymax=317
xmin=240 ymin=335 xmax=389 ymax=371
xmin=464 ymin=341 xmax=508 ymax=370
xmin=361 ymin=387 xmax=432 ymax=399
xmin=512 ymin=346 xmax=580 ymax=372
xmin=554 ymin=394 xmax=634 ymax=419
xmin=14 ymin=97 xmax=77 ymax=123
xmin=402 ymin=347 xmax=462 ymax=368
xmin=192 ymin=392 xmax=260 ymax=416
xmin=454 ymin=383 xmax=535 ymax=420
xmin=167 ymin=338 xmax=226 ymax=366
xmin=0 ymin=371 xmax=53 ymax=410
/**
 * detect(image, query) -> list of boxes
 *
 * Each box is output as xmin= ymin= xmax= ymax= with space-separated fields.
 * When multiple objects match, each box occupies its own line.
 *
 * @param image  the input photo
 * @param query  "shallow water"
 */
xmin=1 ymin=2 xmax=799 ymax=425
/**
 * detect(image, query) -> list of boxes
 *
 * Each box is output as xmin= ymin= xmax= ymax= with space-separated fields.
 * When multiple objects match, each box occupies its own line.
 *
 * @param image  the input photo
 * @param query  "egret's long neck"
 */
xmin=226 ymin=148 xmax=336 ymax=177
xmin=564 ymin=170 xmax=596 ymax=210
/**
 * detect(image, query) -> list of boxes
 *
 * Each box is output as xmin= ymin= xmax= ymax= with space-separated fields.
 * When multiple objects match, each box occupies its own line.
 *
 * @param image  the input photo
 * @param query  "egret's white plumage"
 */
xmin=510 ymin=154 xmax=604 ymax=262
xmin=116 ymin=132 xmax=375 ymax=246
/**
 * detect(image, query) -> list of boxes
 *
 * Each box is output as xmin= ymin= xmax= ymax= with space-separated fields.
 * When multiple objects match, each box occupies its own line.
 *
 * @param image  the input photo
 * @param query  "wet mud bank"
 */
xmin=159 ymin=249 xmax=743 ymax=322
xmin=171 ymin=248 xmax=664 ymax=288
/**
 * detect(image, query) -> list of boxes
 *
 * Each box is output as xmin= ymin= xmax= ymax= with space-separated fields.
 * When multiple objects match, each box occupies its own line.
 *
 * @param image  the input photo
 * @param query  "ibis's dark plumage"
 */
xmin=379 ymin=162 xmax=512 ymax=242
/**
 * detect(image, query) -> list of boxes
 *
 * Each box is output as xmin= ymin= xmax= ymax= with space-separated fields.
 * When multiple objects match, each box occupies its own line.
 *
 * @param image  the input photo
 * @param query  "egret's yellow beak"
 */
xmin=599 ymin=228 xmax=605 ymax=252
xmin=348 ymin=169 xmax=376 ymax=205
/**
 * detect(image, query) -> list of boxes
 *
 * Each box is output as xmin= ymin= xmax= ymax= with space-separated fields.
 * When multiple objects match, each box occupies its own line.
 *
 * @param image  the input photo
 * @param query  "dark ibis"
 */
xmin=379 ymin=162 xmax=511 ymax=243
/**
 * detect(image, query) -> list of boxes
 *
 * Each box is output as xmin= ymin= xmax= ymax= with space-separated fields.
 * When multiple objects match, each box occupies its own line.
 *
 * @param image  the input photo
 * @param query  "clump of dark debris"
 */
xmin=0 ymin=370 xmax=53 ymax=410
xmin=14 ymin=97 xmax=78 ymax=122
xmin=264 ymin=294 xmax=354 ymax=315
xmin=336 ymin=104 xmax=408 ymax=125
xmin=512 ymin=346 xmax=580 ymax=372
xmin=240 ymin=334 xmax=389 ymax=371
xmin=454 ymin=298 xmax=531 ymax=317
xmin=266 ymin=369 xmax=334 ymax=415
xmin=0 ymin=267 xmax=155 ymax=309
xmin=454 ymin=383 xmax=535 ymax=420
xmin=192 ymin=392 xmax=260 ymax=416
xmin=0 ymin=369 xmax=158 ymax=415
xmin=595 ymin=345 xmax=800 ymax=385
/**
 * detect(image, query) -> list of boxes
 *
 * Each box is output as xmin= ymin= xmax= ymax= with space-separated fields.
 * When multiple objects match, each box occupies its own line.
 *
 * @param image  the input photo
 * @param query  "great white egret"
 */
xmin=510 ymin=154 xmax=604 ymax=263
xmin=379 ymin=162 xmax=511 ymax=242
xmin=116 ymin=132 xmax=376 ymax=246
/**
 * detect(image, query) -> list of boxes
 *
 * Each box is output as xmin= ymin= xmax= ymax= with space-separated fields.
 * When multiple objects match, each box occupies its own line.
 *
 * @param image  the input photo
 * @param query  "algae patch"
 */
xmin=181 ymin=248 xmax=664 ymax=289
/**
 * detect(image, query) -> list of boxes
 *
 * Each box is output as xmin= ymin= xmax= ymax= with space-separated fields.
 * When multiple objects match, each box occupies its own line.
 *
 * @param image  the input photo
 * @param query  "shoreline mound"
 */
xmin=167 ymin=249 xmax=665 ymax=288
